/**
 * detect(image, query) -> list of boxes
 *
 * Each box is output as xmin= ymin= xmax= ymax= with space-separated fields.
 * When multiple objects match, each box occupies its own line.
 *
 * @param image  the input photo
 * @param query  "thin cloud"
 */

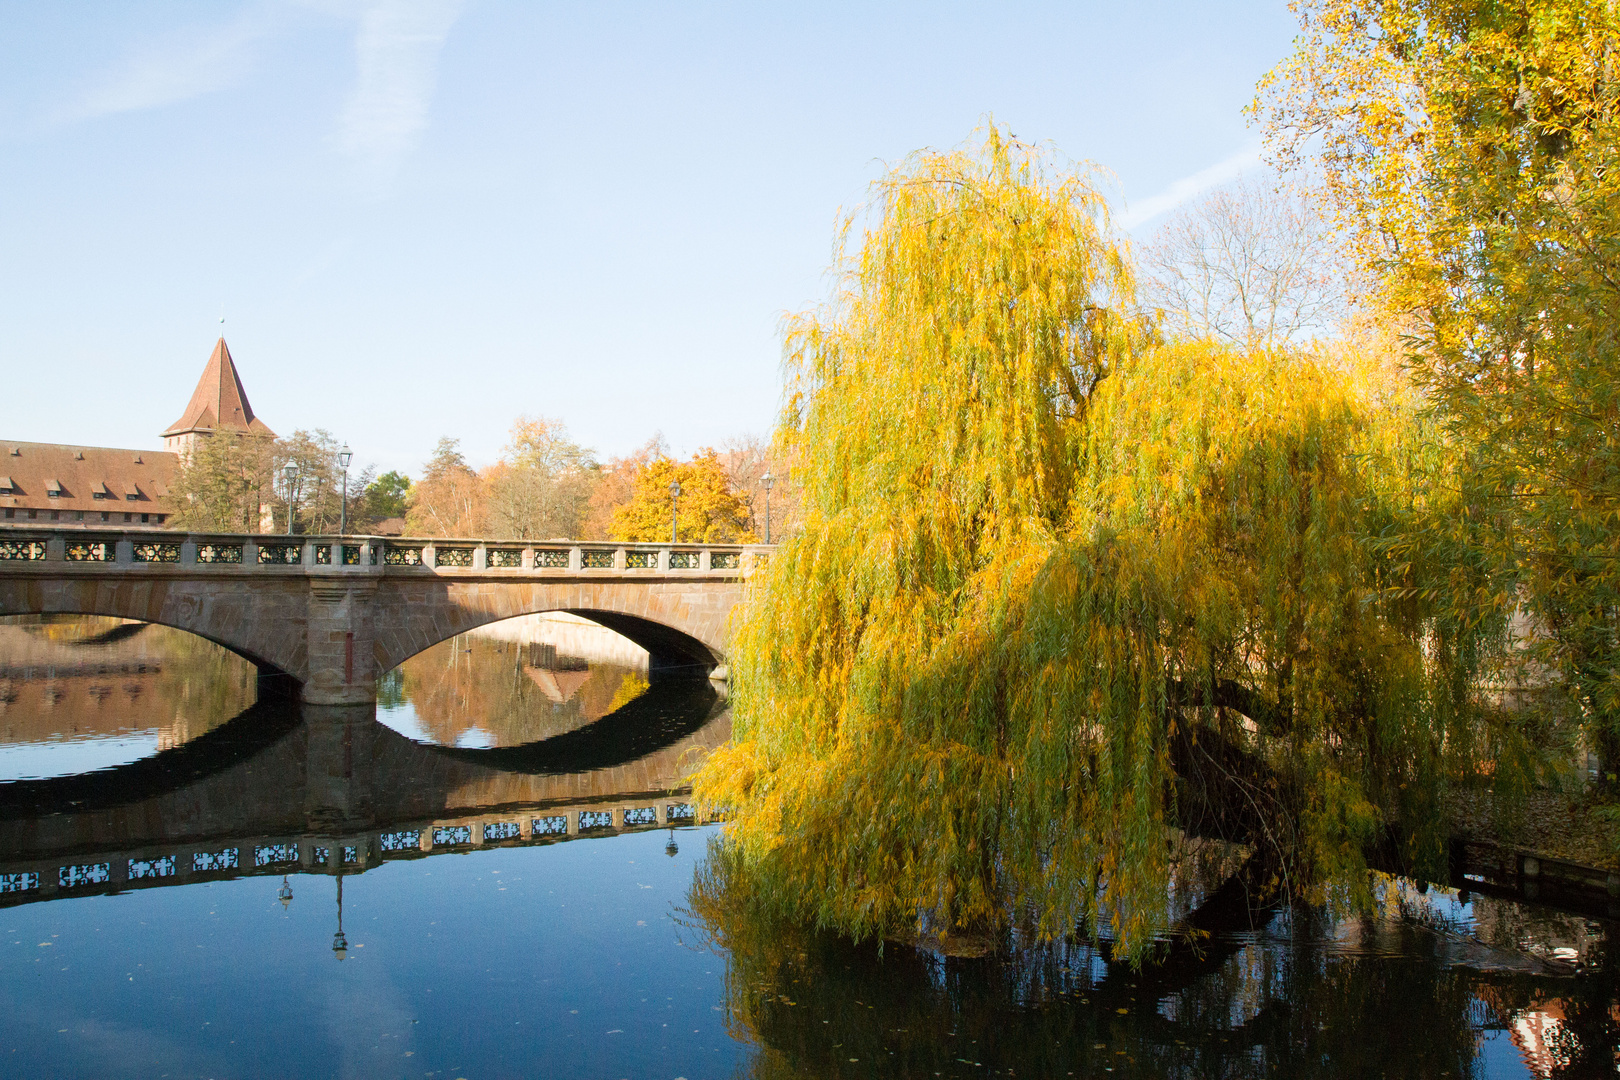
xmin=1121 ymin=144 xmax=1261 ymax=230
xmin=334 ymin=0 xmax=465 ymax=175
xmin=58 ymin=9 xmax=279 ymax=123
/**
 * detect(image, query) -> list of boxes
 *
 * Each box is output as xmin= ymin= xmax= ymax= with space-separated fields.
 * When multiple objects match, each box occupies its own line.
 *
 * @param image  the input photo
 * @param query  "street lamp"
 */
xmin=761 ymin=471 xmax=774 ymax=544
xmin=665 ymin=828 xmax=679 ymax=858
xmin=337 ymin=444 xmax=353 ymax=535
xmin=332 ymin=872 xmax=348 ymax=960
xmin=278 ymin=876 xmax=293 ymax=910
xmin=283 ymin=461 xmax=301 ymax=536
xmin=668 ymin=479 xmax=682 ymax=544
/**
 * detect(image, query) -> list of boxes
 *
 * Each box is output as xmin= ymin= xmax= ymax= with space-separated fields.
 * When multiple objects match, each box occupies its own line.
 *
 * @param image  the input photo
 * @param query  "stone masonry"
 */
xmin=0 ymin=532 xmax=767 ymax=704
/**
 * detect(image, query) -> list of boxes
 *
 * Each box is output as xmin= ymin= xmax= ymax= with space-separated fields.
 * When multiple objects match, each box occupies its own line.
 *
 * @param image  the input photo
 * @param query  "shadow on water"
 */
xmin=0 ymin=677 xmax=724 ymax=820
xmin=0 ymin=697 xmax=302 ymax=819
xmin=421 ymin=677 xmax=722 ymax=774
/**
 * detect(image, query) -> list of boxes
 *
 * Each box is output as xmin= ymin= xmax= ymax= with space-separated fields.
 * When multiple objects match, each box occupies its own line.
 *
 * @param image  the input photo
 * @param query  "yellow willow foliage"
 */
xmin=695 ymin=129 xmax=1512 ymax=962
xmin=1258 ymin=1 xmax=1620 ymax=771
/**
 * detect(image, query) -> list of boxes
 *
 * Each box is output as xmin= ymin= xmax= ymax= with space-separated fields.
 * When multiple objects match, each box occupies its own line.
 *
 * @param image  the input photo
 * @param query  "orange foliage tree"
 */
xmin=610 ymin=449 xmax=755 ymax=543
xmin=405 ymin=437 xmax=486 ymax=537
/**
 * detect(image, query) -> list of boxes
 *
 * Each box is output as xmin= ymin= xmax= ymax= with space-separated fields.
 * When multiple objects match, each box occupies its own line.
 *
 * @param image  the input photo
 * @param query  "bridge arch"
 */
xmin=0 ymin=582 xmax=301 ymax=687
xmin=370 ymin=580 xmax=735 ymax=680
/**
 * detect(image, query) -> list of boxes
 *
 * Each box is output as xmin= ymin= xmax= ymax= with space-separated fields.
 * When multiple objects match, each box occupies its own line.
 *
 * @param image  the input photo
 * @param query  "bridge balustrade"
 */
xmin=0 ymin=527 xmax=773 ymax=576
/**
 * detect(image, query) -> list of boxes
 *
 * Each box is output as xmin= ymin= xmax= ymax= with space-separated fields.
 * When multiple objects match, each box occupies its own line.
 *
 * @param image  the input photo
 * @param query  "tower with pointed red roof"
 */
xmin=161 ymin=338 xmax=276 ymax=456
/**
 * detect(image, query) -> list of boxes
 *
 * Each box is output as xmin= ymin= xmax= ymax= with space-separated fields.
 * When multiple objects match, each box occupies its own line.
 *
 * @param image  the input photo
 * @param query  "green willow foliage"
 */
xmin=694 ymin=129 xmax=1518 ymax=961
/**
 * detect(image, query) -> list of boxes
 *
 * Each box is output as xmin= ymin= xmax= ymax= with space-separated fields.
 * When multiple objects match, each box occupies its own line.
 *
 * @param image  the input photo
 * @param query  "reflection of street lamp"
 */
xmin=337 ymin=444 xmax=353 ymax=535
xmin=665 ymin=829 xmax=679 ymax=857
xmin=332 ymin=872 xmax=348 ymax=960
xmin=278 ymin=876 xmax=293 ymax=910
xmin=761 ymin=471 xmax=774 ymax=544
xmin=668 ymin=480 xmax=682 ymax=544
xmin=283 ymin=461 xmax=301 ymax=536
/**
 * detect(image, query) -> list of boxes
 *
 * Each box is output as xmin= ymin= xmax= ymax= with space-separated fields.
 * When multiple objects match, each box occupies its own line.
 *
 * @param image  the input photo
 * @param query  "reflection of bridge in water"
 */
xmin=0 ymin=680 xmax=728 ymax=908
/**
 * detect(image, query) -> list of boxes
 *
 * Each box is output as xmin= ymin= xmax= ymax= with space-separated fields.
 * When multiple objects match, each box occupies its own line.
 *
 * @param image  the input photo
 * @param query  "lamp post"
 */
xmin=761 ymin=470 xmax=774 ymax=544
xmin=278 ymin=876 xmax=293 ymax=910
xmin=668 ymin=479 xmax=682 ymax=544
xmin=337 ymin=445 xmax=353 ymax=535
xmin=283 ymin=462 xmax=301 ymax=536
xmin=332 ymin=872 xmax=348 ymax=960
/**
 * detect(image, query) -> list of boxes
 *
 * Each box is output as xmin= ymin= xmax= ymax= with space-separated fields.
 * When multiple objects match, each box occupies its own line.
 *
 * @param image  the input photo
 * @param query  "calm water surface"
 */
xmin=0 ymin=615 xmax=1615 ymax=1079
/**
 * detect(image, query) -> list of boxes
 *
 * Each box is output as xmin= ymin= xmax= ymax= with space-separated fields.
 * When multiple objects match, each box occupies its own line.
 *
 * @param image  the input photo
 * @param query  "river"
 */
xmin=0 ymin=614 xmax=1613 ymax=1078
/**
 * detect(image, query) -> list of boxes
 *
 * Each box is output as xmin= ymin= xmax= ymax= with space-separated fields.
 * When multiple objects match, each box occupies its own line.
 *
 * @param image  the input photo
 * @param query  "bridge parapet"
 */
xmin=0 ymin=528 xmax=773 ymax=703
xmin=0 ymin=527 xmax=772 ymax=578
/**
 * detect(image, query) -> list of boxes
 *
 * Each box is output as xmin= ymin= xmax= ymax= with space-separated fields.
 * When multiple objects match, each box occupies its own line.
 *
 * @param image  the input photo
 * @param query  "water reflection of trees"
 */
xmin=0 ymin=616 xmax=257 ymax=747
xmin=686 ymin=841 xmax=1618 ymax=1079
xmin=395 ymin=632 xmax=648 ymax=748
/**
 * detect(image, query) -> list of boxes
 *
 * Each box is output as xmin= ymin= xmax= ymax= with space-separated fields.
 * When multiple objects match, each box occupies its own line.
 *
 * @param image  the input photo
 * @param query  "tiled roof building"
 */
xmin=161 ymin=337 xmax=275 ymax=454
xmin=2 ymin=338 xmax=273 ymax=530
xmin=1 ymin=441 xmax=177 ymax=529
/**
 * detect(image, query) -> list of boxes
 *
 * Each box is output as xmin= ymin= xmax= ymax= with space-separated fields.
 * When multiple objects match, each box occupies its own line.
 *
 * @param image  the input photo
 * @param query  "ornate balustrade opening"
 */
xmin=128 ymin=857 xmax=176 ymax=880
xmin=487 ymin=548 xmax=522 ymax=568
xmin=257 ymin=544 xmax=301 ymax=565
xmin=59 ymin=863 xmax=110 ymax=888
xmin=0 ymin=540 xmax=45 ymax=561
xmin=380 ymin=829 xmax=422 ymax=853
xmin=341 ymin=544 xmax=375 ymax=565
xmin=384 ymin=546 xmax=424 ymax=566
xmin=65 ymin=540 xmax=112 ymax=561
xmin=253 ymin=844 xmax=298 ymax=867
xmin=192 ymin=849 xmax=238 ymax=872
xmin=133 ymin=542 xmax=181 ymax=563
xmin=197 ymin=543 xmax=243 ymax=564
xmin=435 ymin=547 xmax=473 ymax=568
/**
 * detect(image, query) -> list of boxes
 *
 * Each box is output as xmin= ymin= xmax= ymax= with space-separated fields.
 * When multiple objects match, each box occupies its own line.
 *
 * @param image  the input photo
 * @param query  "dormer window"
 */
xmin=0 ymin=476 xmax=13 ymax=495
xmin=45 ymin=479 xmax=63 ymax=499
xmin=124 ymin=482 xmax=140 ymax=501
xmin=91 ymin=481 xmax=111 ymax=500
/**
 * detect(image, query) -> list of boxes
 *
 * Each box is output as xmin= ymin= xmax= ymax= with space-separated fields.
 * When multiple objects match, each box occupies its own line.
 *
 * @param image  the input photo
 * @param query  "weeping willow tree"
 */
xmin=694 ymin=128 xmax=1521 ymax=961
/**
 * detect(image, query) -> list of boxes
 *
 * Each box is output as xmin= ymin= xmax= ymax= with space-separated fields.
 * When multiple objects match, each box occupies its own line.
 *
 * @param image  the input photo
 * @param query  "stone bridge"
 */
xmin=0 ymin=530 xmax=771 ymax=704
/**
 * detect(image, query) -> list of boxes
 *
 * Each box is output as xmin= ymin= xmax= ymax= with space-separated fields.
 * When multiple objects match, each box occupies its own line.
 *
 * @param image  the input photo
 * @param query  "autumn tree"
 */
xmin=168 ymin=431 xmax=276 ymax=532
xmin=609 ymin=449 xmax=754 ymax=543
xmin=717 ymin=433 xmax=802 ymax=542
xmin=581 ymin=434 xmax=668 ymax=540
xmin=1139 ymin=175 xmax=1352 ymax=347
xmin=484 ymin=416 xmax=596 ymax=540
xmin=693 ymin=126 xmax=1511 ymax=961
xmin=272 ymin=429 xmax=347 ymax=533
xmin=405 ymin=437 xmax=485 ymax=537
xmin=1257 ymin=0 xmax=1620 ymax=780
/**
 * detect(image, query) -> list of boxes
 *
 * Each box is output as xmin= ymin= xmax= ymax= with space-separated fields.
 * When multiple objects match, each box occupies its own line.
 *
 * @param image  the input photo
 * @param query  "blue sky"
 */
xmin=0 ymin=1 xmax=1300 ymax=477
